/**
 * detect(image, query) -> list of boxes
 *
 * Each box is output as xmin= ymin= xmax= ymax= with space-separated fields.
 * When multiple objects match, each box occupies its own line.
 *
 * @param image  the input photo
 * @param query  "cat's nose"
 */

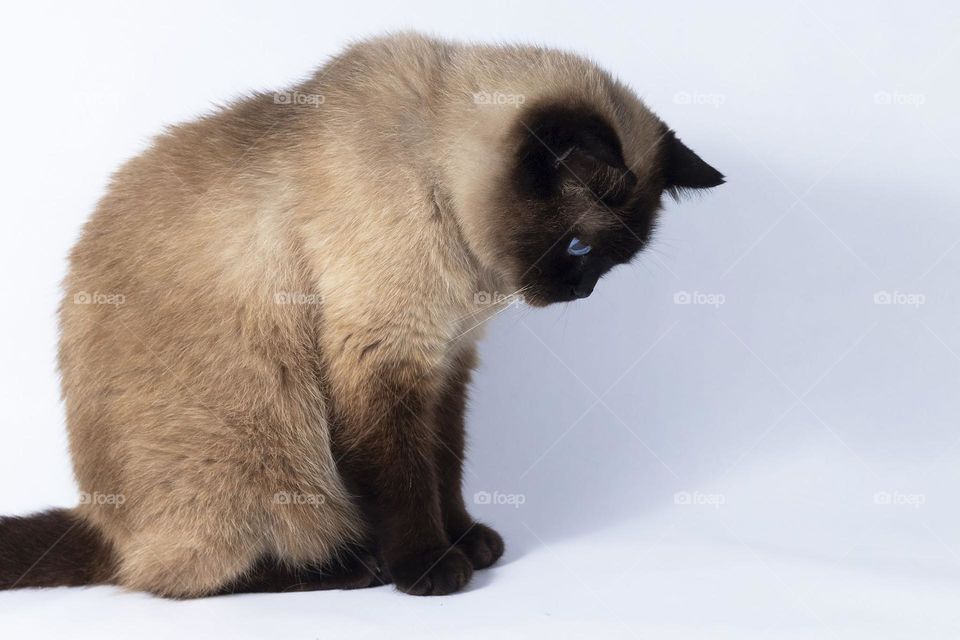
xmin=571 ymin=271 xmax=601 ymax=299
xmin=571 ymin=283 xmax=594 ymax=299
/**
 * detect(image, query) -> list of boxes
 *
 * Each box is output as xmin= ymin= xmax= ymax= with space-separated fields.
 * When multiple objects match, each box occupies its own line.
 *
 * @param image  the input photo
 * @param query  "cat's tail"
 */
xmin=0 ymin=508 xmax=116 ymax=589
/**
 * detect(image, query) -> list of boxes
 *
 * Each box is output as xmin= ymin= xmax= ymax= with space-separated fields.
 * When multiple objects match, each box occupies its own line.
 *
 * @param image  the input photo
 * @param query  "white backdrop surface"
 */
xmin=0 ymin=2 xmax=958 ymax=638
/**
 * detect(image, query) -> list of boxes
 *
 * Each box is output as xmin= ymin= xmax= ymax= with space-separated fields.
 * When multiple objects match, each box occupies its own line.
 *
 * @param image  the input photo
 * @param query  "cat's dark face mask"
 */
xmin=497 ymin=103 xmax=724 ymax=307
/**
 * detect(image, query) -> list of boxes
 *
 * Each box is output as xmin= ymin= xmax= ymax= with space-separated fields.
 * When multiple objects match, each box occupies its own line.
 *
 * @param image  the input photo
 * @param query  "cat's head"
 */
xmin=480 ymin=100 xmax=724 ymax=307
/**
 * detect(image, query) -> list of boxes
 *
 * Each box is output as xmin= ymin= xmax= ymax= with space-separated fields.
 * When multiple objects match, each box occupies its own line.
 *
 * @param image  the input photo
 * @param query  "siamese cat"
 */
xmin=0 ymin=32 xmax=723 ymax=597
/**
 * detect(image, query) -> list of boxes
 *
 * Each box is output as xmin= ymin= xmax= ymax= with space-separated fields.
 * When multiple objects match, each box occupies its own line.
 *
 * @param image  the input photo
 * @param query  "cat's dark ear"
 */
xmin=662 ymin=129 xmax=724 ymax=194
xmin=515 ymin=105 xmax=634 ymax=200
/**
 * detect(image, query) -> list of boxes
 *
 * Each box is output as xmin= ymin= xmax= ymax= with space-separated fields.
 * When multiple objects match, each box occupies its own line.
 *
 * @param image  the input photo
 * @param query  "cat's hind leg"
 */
xmin=217 ymin=546 xmax=387 ymax=594
xmin=111 ymin=518 xmax=265 ymax=598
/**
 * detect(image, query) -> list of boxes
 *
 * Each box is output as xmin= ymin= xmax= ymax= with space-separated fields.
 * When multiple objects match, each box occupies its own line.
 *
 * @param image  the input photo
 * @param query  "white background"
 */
xmin=1 ymin=1 xmax=959 ymax=638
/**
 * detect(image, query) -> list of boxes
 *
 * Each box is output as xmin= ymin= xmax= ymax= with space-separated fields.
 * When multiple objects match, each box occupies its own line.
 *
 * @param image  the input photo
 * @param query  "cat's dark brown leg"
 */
xmin=435 ymin=347 xmax=505 ymax=570
xmin=330 ymin=359 xmax=473 ymax=596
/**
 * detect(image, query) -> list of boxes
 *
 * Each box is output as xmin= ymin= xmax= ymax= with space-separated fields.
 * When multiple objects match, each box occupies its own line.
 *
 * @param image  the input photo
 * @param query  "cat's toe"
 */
xmin=455 ymin=523 xmax=504 ymax=570
xmin=390 ymin=546 xmax=473 ymax=596
xmin=325 ymin=545 xmax=388 ymax=589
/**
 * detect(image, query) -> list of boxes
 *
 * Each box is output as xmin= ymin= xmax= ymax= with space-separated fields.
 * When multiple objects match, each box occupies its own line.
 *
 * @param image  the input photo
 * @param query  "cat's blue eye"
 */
xmin=567 ymin=237 xmax=592 ymax=256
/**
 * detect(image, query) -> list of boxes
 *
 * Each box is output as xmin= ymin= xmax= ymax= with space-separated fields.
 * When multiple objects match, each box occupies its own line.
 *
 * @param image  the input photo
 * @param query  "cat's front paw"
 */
xmin=390 ymin=546 xmax=473 ymax=596
xmin=454 ymin=523 xmax=504 ymax=569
